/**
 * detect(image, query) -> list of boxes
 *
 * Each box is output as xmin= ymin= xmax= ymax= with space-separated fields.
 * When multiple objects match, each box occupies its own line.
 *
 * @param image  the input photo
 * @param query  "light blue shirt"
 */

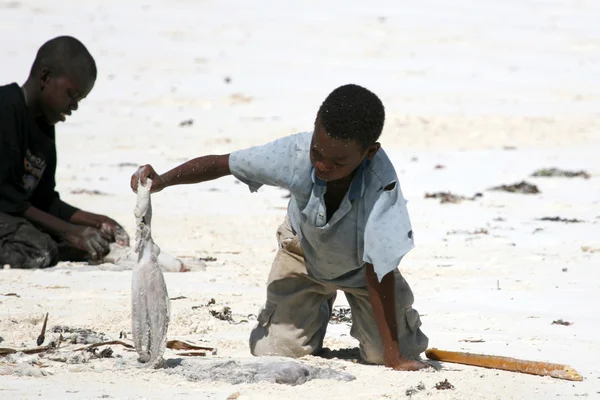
xmin=229 ymin=131 xmax=414 ymax=287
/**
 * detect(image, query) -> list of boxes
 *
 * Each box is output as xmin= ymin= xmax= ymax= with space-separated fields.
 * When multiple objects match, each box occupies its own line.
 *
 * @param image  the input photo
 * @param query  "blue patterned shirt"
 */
xmin=229 ymin=131 xmax=414 ymax=287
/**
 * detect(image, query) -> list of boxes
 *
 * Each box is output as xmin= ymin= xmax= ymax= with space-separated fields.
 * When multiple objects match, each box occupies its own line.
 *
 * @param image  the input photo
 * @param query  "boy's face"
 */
xmin=38 ymin=68 xmax=95 ymax=125
xmin=310 ymin=119 xmax=380 ymax=183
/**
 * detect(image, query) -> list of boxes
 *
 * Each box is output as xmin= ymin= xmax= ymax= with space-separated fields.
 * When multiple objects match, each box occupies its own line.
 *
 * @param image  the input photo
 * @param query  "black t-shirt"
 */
xmin=0 ymin=82 xmax=78 ymax=220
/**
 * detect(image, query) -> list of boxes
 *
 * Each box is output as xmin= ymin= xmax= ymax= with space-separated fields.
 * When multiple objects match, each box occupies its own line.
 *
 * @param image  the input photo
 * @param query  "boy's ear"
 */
xmin=366 ymin=142 xmax=380 ymax=160
xmin=39 ymin=67 xmax=51 ymax=91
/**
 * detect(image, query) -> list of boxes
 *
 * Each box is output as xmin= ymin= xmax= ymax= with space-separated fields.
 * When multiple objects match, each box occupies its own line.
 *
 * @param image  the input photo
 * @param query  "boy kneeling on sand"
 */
xmin=131 ymin=84 xmax=430 ymax=370
xmin=0 ymin=36 xmax=129 ymax=268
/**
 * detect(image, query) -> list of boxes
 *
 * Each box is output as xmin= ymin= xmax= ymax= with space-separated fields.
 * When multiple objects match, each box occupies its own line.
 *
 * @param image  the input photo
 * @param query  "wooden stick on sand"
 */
xmin=425 ymin=348 xmax=583 ymax=382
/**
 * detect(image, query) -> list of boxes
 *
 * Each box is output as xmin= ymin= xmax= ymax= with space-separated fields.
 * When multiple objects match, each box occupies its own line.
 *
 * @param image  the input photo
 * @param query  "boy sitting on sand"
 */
xmin=131 ymin=84 xmax=430 ymax=370
xmin=0 ymin=36 xmax=129 ymax=269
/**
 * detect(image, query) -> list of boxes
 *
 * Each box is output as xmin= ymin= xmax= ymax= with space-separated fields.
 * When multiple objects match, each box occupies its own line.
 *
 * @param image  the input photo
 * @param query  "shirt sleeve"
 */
xmin=362 ymin=182 xmax=415 ymax=282
xmin=228 ymin=132 xmax=305 ymax=193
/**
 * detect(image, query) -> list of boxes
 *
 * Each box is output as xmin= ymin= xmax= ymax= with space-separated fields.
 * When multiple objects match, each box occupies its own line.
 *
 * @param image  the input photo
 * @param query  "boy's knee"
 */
xmin=0 ymin=218 xmax=58 ymax=269
xmin=249 ymin=324 xmax=315 ymax=359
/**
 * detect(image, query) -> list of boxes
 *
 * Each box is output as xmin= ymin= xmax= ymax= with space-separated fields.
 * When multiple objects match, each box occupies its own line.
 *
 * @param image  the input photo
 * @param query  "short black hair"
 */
xmin=29 ymin=36 xmax=97 ymax=81
xmin=316 ymin=84 xmax=385 ymax=148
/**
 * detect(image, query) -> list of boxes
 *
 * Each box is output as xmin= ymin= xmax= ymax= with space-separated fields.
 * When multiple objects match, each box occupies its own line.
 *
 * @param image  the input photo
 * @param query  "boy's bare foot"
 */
xmin=389 ymin=358 xmax=434 ymax=371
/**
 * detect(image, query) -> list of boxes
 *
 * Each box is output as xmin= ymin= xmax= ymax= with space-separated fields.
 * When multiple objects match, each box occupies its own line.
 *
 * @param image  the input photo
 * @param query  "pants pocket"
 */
xmin=257 ymin=300 xmax=277 ymax=328
xmin=404 ymin=307 xmax=422 ymax=333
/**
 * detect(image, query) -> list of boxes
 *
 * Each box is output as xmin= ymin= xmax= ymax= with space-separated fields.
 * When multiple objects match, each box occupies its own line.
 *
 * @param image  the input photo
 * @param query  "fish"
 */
xmin=131 ymin=178 xmax=170 ymax=368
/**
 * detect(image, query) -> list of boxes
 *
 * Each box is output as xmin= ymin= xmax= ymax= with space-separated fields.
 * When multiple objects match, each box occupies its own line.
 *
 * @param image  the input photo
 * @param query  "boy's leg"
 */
xmin=0 ymin=212 xmax=59 ymax=269
xmin=250 ymin=217 xmax=336 ymax=358
xmin=344 ymin=270 xmax=428 ymax=364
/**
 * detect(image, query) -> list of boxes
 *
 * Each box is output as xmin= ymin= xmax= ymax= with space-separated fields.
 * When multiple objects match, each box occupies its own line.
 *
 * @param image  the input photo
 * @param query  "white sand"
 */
xmin=1 ymin=0 xmax=599 ymax=398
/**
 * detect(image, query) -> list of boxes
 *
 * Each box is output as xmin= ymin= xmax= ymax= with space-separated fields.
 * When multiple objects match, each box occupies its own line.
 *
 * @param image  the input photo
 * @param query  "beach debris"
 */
xmin=116 ymin=162 xmax=138 ymax=168
xmin=448 ymin=228 xmax=488 ymax=235
xmin=167 ymin=340 xmax=215 ymax=353
xmin=70 ymin=189 xmax=111 ymax=196
xmin=459 ymin=339 xmax=486 ymax=343
xmin=51 ymin=326 xmax=111 ymax=344
xmin=538 ymin=217 xmax=583 ymax=223
xmin=531 ymin=168 xmax=590 ymax=179
xmin=210 ymin=306 xmax=234 ymax=323
xmin=164 ymin=356 xmax=355 ymax=385
xmin=177 ymin=352 xmax=207 ymax=357
xmin=424 ymin=191 xmax=482 ymax=204
xmin=330 ymin=307 xmax=352 ymax=324
xmin=224 ymin=76 xmax=231 ymax=84
xmin=0 ymin=334 xmax=64 ymax=357
xmin=179 ymin=119 xmax=194 ymax=127
xmin=434 ymin=164 xmax=445 ymax=169
xmin=36 ymin=313 xmax=49 ymax=346
xmin=192 ymin=298 xmax=216 ymax=310
xmin=131 ymin=176 xmax=170 ymax=368
xmin=552 ymin=319 xmax=573 ymax=326
xmin=74 ymin=340 xmax=134 ymax=352
xmin=86 ymin=346 xmax=114 ymax=358
xmin=198 ymin=256 xmax=217 ymax=262
xmin=435 ymin=379 xmax=455 ymax=390
xmin=425 ymin=348 xmax=582 ymax=381
xmin=170 ymin=296 xmax=187 ymax=301
xmin=227 ymin=393 xmax=240 ymax=400
xmin=0 ymin=353 xmax=52 ymax=377
xmin=1 ymin=292 xmax=19 ymax=297
xmin=489 ymin=181 xmax=540 ymax=194
xmin=406 ymin=382 xmax=426 ymax=396
xmin=581 ymin=246 xmax=600 ymax=254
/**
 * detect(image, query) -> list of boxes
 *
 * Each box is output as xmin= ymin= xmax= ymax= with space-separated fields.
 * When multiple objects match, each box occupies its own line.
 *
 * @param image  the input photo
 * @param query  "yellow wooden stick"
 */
xmin=425 ymin=348 xmax=583 ymax=381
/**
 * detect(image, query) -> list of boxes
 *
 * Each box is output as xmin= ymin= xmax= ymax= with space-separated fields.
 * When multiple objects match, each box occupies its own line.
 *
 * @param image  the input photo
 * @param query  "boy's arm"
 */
xmin=24 ymin=205 xmax=110 ymax=260
xmin=131 ymin=154 xmax=231 ymax=193
xmin=365 ymin=263 xmax=430 ymax=371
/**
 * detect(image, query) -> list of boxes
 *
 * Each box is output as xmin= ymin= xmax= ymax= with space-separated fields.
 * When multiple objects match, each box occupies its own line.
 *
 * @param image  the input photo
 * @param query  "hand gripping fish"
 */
xmin=132 ymin=178 xmax=170 ymax=368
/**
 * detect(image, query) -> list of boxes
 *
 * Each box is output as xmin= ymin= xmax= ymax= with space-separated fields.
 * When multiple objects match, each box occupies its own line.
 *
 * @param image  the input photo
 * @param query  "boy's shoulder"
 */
xmin=0 ymin=83 xmax=28 ymax=127
xmin=0 ymin=83 xmax=25 ymax=143
xmin=279 ymin=130 xmax=312 ymax=151
xmin=365 ymin=148 xmax=398 ymax=190
xmin=0 ymin=83 xmax=24 ymax=107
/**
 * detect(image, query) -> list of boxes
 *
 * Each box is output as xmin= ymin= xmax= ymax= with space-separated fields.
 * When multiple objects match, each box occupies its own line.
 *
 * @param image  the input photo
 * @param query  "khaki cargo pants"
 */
xmin=249 ymin=217 xmax=428 ymax=364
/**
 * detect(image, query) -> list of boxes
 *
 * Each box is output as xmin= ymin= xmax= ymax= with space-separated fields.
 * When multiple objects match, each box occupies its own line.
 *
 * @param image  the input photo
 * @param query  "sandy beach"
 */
xmin=1 ymin=0 xmax=599 ymax=398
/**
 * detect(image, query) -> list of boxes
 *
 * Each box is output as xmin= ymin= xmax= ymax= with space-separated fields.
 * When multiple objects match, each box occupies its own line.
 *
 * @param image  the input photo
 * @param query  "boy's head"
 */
xmin=27 ymin=36 xmax=96 ymax=125
xmin=310 ymin=84 xmax=385 ymax=182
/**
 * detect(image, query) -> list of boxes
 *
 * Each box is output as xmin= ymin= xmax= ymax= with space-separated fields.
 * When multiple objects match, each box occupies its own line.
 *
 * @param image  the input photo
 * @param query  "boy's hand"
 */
xmin=70 ymin=211 xmax=130 ymax=246
xmin=131 ymin=165 xmax=165 ymax=193
xmin=99 ymin=218 xmax=130 ymax=246
xmin=65 ymin=225 xmax=110 ymax=261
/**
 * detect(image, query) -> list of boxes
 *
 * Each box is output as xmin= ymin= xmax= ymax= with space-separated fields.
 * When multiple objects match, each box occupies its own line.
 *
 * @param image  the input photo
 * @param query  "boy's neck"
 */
xmin=326 ymin=168 xmax=357 ymax=192
xmin=21 ymin=79 xmax=42 ymax=117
